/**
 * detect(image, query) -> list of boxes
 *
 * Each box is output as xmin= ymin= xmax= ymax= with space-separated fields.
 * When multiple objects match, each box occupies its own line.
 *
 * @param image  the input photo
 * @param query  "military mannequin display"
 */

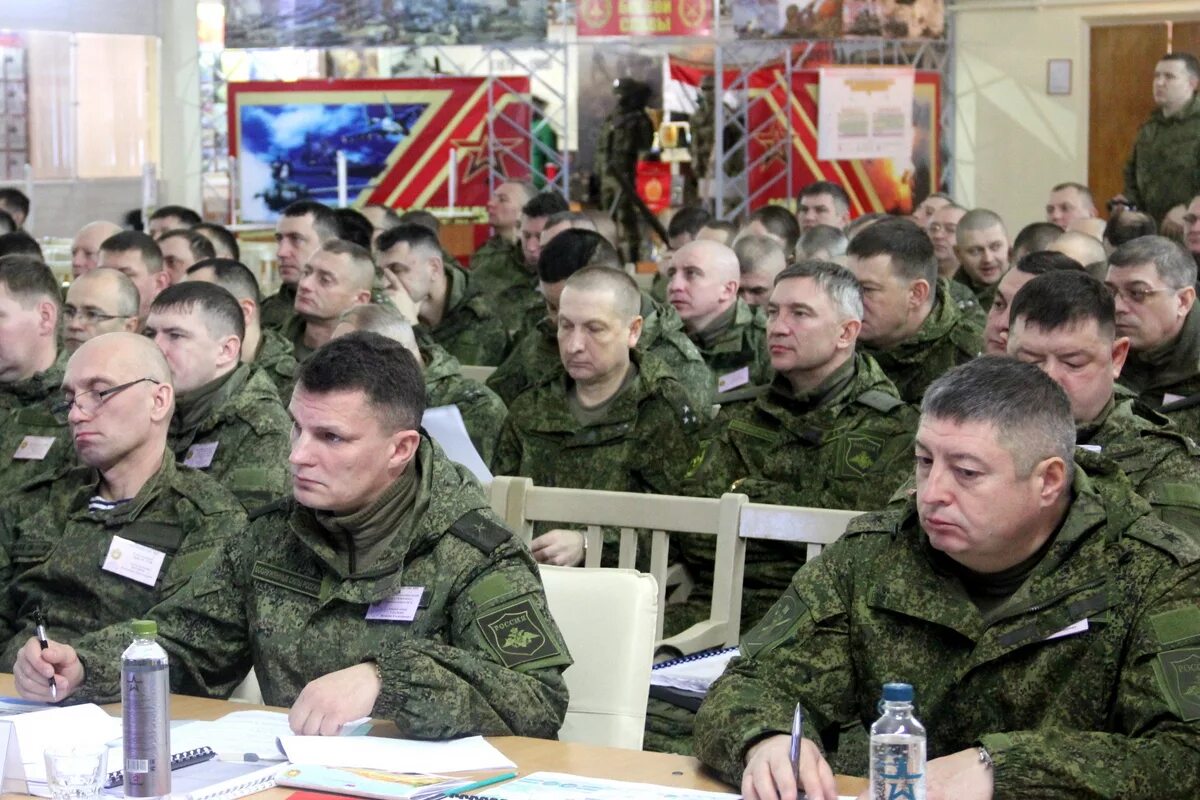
xmin=595 ymin=78 xmax=654 ymax=263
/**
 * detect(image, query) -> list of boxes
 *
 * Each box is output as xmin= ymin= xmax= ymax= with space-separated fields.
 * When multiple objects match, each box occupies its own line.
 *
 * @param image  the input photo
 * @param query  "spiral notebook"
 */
xmin=650 ymin=647 xmax=739 ymax=693
xmin=173 ymin=763 xmax=281 ymax=800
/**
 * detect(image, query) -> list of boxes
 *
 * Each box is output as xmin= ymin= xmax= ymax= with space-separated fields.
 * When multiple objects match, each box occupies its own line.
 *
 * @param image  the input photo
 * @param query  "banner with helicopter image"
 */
xmin=228 ymin=77 xmax=532 ymax=223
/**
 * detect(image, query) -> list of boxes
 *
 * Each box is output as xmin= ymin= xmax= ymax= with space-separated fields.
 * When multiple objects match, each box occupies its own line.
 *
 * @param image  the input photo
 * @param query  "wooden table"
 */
xmin=1 ymin=675 xmax=867 ymax=797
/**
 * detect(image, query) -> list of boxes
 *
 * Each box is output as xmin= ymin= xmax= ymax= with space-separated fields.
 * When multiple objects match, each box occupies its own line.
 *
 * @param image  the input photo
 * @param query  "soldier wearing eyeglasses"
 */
xmin=62 ymin=268 xmax=141 ymax=354
xmin=1107 ymin=236 xmax=1200 ymax=438
xmin=0 ymin=331 xmax=245 ymax=667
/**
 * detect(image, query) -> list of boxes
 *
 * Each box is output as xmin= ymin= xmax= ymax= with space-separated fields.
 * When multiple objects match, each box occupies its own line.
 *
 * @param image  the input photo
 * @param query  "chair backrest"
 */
xmin=460 ymin=365 xmax=496 ymax=382
xmin=494 ymin=476 xmax=745 ymax=648
xmin=539 ymin=565 xmax=658 ymax=749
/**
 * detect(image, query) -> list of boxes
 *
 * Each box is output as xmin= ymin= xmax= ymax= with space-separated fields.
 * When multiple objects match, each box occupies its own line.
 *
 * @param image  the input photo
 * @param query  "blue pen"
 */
xmin=448 ymin=771 xmax=517 ymax=798
xmin=790 ymin=703 xmax=803 ymax=790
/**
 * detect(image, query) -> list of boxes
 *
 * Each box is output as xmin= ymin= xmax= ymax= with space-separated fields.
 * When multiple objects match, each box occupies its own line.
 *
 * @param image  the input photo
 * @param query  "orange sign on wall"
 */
xmin=577 ymin=0 xmax=713 ymax=37
xmin=636 ymin=161 xmax=673 ymax=214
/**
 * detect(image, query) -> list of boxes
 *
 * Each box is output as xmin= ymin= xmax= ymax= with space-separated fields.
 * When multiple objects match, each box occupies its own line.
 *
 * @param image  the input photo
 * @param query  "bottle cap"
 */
xmin=882 ymin=682 xmax=913 ymax=702
xmin=131 ymin=620 xmax=157 ymax=636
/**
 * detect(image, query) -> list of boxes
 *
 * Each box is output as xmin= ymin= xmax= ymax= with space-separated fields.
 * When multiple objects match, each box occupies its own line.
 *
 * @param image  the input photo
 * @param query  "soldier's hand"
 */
xmin=744 ymin=734 xmax=836 ymax=800
xmin=380 ymin=268 xmax=420 ymax=324
xmin=530 ymin=529 xmax=585 ymax=566
xmin=289 ymin=662 xmax=382 ymax=736
xmin=13 ymin=637 xmax=84 ymax=702
xmin=923 ymin=747 xmax=993 ymax=800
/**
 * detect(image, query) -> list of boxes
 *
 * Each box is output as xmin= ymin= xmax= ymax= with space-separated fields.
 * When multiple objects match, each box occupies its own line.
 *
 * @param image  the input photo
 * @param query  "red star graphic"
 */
xmin=751 ymin=118 xmax=789 ymax=170
xmin=450 ymin=135 xmax=529 ymax=184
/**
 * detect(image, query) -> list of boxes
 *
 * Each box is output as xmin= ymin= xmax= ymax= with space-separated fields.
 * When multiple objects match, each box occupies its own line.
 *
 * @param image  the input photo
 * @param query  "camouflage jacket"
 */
xmin=670 ymin=353 xmax=917 ymax=636
xmin=0 ymin=350 xmax=64 ymax=415
xmin=69 ymin=438 xmax=572 ymax=740
xmin=695 ymin=471 xmax=1200 ymax=799
xmin=949 ymin=271 xmax=989 ymax=325
xmin=863 ymin=279 xmax=982 ymax=404
xmin=1119 ymin=305 xmax=1200 ymax=441
xmin=0 ymin=398 xmax=73 ymax=501
xmin=0 ymin=452 xmax=245 ymax=666
xmin=259 ymin=283 xmax=297 ymax=331
xmin=492 ymin=350 xmax=704 ymax=498
xmin=1078 ymin=397 xmax=1200 ymax=537
xmin=167 ymin=364 xmax=292 ymax=510
xmin=1123 ymin=94 xmax=1200 ymax=224
xmin=423 ymin=343 xmax=508 ymax=469
xmin=425 ymin=265 xmax=510 ymax=367
xmin=485 ymin=294 xmax=713 ymax=414
xmin=687 ymin=299 xmax=772 ymax=392
xmin=467 ymin=235 xmax=540 ymax=336
xmin=252 ymin=326 xmax=299 ymax=404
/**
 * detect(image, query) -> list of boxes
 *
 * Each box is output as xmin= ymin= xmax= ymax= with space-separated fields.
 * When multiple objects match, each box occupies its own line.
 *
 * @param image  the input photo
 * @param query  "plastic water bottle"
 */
xmin=121 ymin=620 xmax=170 ymax=799
xmin=869 ymin=682 xmax=926 ymax=800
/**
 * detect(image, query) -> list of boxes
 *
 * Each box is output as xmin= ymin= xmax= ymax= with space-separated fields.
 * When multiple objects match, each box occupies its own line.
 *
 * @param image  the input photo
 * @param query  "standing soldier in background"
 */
xmin=595 ymin=78 xmax=653 ymax=263
xmin=685 ymin=75 xmax=716 ymax=208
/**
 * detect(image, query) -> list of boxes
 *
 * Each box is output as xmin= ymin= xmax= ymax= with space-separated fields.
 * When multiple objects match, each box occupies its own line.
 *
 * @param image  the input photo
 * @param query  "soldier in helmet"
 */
xmin=595 ymin=78 xmax=654 ymax=263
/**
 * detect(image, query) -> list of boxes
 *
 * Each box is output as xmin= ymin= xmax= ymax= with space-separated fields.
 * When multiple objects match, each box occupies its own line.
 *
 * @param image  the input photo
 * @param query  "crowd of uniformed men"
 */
xmin=2 ymin=50 xmax=1200 ymax=800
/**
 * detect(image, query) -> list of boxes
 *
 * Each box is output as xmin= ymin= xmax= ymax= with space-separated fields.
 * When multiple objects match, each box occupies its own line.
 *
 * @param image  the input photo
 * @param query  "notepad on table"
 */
xmin=278 ymin=735 xmax=515 ymax=774
xmin=278 ymin=765 xmax=480 ymax=800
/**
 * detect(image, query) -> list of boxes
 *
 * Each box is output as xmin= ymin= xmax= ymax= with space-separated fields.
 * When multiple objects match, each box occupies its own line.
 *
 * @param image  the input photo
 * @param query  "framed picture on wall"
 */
xmin=1047 ymin=59 xmax=1072 ymax=95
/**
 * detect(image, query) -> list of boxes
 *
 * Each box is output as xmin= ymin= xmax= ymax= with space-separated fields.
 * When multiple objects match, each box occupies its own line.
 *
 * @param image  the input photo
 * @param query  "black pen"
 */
xmin=790 ymin=702 xmax=803 ymax=793
xmin=34 ymin=607 xmax=57 ymax=701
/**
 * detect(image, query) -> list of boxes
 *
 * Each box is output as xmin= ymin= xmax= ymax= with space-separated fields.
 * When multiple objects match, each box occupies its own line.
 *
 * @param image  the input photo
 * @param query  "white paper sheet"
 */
xmin=278 ymin=734 xmax=515 ymax=774
xmin=422 ymin=405 xmax=492 ymax=485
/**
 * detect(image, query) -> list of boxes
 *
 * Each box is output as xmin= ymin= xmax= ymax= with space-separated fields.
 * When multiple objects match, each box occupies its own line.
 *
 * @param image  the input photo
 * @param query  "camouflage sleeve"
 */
xmin=632 ymin=385 xmax=705 ymax=496
xmin=1128 ymin=444 xmax=1200 ymax=537
xmin=484 ymin=349 xmax=528 ymax=408
xmin=456 ymin=389 xmax=508 ymax=470
xmin=848 ymin=414 xmax=917 ymax=510
xmin=71 ymin=534 xmax=254 ymax=703
xmin=678 ymin=425 xmax=750 ymax=499
xmin=216 ymin=420 xmax=292 ymax=511
xmin=490 ymin=411 xmax=524 ymax=479
xmin=981 ymin=561 xmax=1200 ymax=799
xmin=694 ymin=537 xmax=860 ymax=785
xmin=371 ymin=547 xmax=571 ymax=739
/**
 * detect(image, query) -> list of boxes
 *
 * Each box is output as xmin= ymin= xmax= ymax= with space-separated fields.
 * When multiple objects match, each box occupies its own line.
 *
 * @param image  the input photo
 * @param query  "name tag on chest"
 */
xmin=365 ymin=587 xmax=424 ymax=622
xmin=102 ymin=535 xmax=166 ymax=587
xmin=13 ymin=436 xmax=55 ymax=461
xmin=183 ymin=442 xmax=219 ymax=469
xmin=717 ymin=366 xmax=750 ymax=393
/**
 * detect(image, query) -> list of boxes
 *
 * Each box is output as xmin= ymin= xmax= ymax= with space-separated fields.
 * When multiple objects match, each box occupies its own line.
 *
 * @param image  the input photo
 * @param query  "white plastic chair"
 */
xmin=539 ymin=564 xmax=657 ymax=749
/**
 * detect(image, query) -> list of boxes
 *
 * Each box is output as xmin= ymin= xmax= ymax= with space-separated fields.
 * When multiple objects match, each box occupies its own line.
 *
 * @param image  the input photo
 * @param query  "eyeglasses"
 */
xmin=928 ymin=223 xmax=957 ymax=235
xmin=55 ymin=377 xmax=160 ymax=417
xmin=1104 ymin=284 xmax=1174 ymax=304
xmin=62 ymin=307 xmax=131 ymax=324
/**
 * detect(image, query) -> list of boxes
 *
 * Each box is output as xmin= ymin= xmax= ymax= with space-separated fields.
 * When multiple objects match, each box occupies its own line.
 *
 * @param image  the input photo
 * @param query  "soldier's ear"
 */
xmin=626 ymin=315 xmax=644 ymax=348
xmin=838 ymin=317 xmax=861 ymax=348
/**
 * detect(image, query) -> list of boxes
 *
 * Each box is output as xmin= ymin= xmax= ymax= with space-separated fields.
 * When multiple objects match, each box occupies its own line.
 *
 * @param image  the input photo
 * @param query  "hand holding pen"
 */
xmin=34 ymin=607 xmax=57 ymax=701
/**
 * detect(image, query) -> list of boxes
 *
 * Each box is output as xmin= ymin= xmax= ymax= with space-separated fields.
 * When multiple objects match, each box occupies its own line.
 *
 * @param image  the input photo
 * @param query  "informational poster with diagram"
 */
xmin=0 ymin=39 xmax=28 ymax=180
xmin=817 ymin=66 xmax=913 ymax=161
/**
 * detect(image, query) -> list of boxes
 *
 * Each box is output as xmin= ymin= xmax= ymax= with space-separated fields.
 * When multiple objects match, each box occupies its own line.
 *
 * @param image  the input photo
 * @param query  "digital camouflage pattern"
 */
xmin=424 ymin=265 xmax=510 ymax=367
xmin=467 ymin=236 xmax=542 ymax=335
xmin=596 ymin=104 xmax=654 ymax=261
xmin=167 ymin=363 xmax=292 ymax=510
xmin=671 ymin=353 xmax=917 ymax=636
xmin=422 ymin=342 xmax=508 ymax=468
xmin=1077 ymin=396 xmax=1200 ymax=537
xmin=1123 ymin=94 xmax=1200 ymax=224
xmin=695 ymin=468 xmax=1200 ymax=799
xmin=1119 ymin=305 xmax=1200 ymax=442
xmin=0 ymin=399 xmax=74 ymax=502
xmin=252 ymin=326 xmax=299 ymax=403
xmin=0 ymin=350 xmax=65 ymax=415
xmin=688 ymin=298 xmax=772 ymax=393
xmin=0 ymin=452 xmax=245 ymax=667
xmin=949 ymin=272 xmax=988 ymax=326
xmin=485 ymin=293 xmax=713 ymax=414
xmin=69 ymin=438 xmax=572 ymax=740
xmin=259 ymin=283 xmax=297 ymax=331
xmin=862 ymin=278 xmax=982 ymax=403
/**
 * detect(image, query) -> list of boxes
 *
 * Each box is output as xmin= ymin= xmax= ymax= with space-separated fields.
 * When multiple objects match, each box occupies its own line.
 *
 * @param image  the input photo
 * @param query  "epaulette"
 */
xmin=842 ymin=508 xmax=902 ymax=538
xmin=449 ymin=509 xmax=511 ymax=554
xmin=729 ymin=418 xmax=775 ymax=443
xmin=247 ymin=495 xmax=291 ymax=521
xmin=855 ymin=389 xmax=905 ymax=414
xmin=1123 ymin=514 xmax=1200 ymax=566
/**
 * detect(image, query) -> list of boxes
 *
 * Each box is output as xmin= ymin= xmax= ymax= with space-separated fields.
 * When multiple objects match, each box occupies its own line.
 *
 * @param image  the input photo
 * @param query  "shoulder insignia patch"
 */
xmin=449 ymin=510 xmax=511 ymax=554
xmin=741 ymin=584 xmax=808 ymax=658
xmin=475 ymin=596 xmax=569 ymax=669
xmin=729 ymin=419 xmax=775 ymax=443
xmin=855 ymin=389 xmax=905 ymax=414
xmin=843 ymin=509 xmax=901 ymax=538
xmin=1155 ymin=648 xmax=1200 ymax=721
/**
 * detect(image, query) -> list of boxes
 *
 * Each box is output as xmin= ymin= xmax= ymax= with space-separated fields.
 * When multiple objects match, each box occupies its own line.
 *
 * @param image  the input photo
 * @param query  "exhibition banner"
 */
xmin=577 ymin=0 xmax=713 ymax=37
xmin=816 ymin=66 xmax=914 ymax=161
xmin=228 ymin=77 xmax=531 ymax=223
xmin=731 ymin=0 xmax=945 ymax=39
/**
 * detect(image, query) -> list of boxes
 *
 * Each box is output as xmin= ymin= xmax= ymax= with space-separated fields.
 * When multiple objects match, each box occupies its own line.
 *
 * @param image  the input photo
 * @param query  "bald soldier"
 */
xmin=493 ymin=268 xmax=703 ymax=567
xmin=70 ymin=221 xmax=121 ymax=279
xmin=145 ymin=283 xmax=292 ymax=510
xmin=63 ymin=269 xmax=141 ymax=354
xmin=0 ymin=332 xmax=245 ymax=665
xmin=1049 ymin=230 xmax=1109 ymax=275
xmin=668 ymin=240 xmax=771 ymax=393
xmin=733 ymin=235 xmax=787 ymax=308
xmin=282 ymin=240 xmax=374 ymax=362
xmin=952 ymin=208 xmax=1010 ymax=310
xmin=334 ymin=304 xmax=508 ymax=468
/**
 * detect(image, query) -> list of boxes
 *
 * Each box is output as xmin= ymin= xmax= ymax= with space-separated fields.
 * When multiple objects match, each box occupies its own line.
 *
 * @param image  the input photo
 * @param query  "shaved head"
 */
xmin=1048 ymin=231 xmax=1107 ymax=272
xmin=676 ymin=239 xmax=740 ymax=283
xmin=563 ymin=266 xmax=642 ymax=322
xmin=668 ymin=239 xmax=742 ymax=333
xmin=71 ymin=220 xmax=122 ymax=278
xmin=71 ymin=331 xmax=172 ymax=386
xmin=334 ymin=303 xmax=421 ymax=362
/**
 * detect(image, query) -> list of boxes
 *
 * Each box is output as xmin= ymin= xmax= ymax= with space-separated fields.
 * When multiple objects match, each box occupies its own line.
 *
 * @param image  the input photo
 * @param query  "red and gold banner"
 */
xmin=577 ymin=0 xmax=713 ymax=37
xmin=636 ymin=161 xmax=673 ymax=214
xmin=228 ymin=77 xmax=531 ymax=222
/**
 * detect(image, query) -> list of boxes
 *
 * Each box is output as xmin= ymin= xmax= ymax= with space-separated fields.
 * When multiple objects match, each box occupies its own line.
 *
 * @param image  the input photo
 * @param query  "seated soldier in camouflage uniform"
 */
xmin=1008 ymin=270 xmax=1200 ymax=535
xmin=981 ymin=250 xmax=1084 ymax=356
xmin=62 ymin=268 xmax=141 ymax=354
xmin=493 ymin=267 xmax=702 ymax=567
xmin=0 ymin=256 xmax=74 ymax=495
xmin=951 ymin=208 xmax=1010 ymax=314
xmin=15 ymin=332 xmax=571 ymax=740
xmin=469 ymin=182 xmax=547 ymax=335
xmin=668 ymin=239 xmax=772 ymax=394
xmin=186 ymin=258 xmax=300 ymax=402
xmin=334 ymin=305 xmax=507 ymax=468
xmin=0 ymin=333 xmax=246 ymax=666
xmin=695 ymin=357 xmax=1200 ymax=800
xmin=487 ymin=229 xmax=711 ymax=414
xmin=281 ymin=240 xmax=374 ymax=363
xmin=674 ymin=262 xmax=917 ymax=638
xmin=144 ymin=282 xmax=292 ymax=511
xmin=847 ymin=217 xmax=982 ymax=403
xmin=375 ymin=223 xmax=509 ymax=366
xmin=261 ymin=201 xmax=339 ymax=331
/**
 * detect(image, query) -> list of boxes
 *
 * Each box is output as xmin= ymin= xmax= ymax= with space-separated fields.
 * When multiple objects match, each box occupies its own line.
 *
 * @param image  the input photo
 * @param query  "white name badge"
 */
xmin=1078 ymin=444 xmax=1102 ymax=453
xmin=102 ymin=535 xmax=166 ymax=587
xmin=183 ymin=441 xmax=219 ymax=469
xmin=1044 ymin=618 xmax=1089 ymax=642
xmin=365 ymin=587 xmax=424 ymax=622
xmin=717 ymin=366 xmax=750 ymax=393
xmin=12 ymin=435 xmax=55 ymax=461
xmin=1163 ymin=393 xmax=1185 ymax=406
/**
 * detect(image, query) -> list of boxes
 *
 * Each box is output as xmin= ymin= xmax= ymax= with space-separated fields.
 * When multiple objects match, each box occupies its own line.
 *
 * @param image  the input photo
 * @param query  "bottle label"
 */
xmin=870 ymin=737 xmax=925 ymax=800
